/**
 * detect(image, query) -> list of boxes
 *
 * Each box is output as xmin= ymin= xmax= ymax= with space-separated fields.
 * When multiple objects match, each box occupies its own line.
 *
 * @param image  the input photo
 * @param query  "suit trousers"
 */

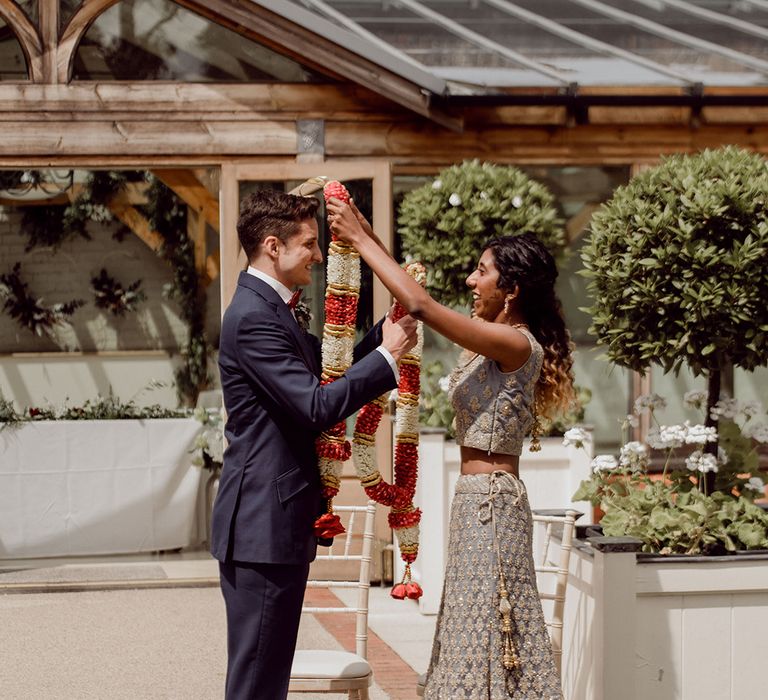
xmin=219 ymin=559 xmax=310 ymax=700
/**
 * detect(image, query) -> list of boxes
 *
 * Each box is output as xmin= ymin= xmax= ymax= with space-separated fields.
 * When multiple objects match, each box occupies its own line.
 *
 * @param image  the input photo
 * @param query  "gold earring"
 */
xmin=504 ymin=294 xmax=515 ymax=316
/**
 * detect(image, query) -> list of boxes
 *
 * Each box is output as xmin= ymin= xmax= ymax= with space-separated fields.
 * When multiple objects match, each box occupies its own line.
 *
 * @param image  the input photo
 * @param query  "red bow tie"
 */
xmin=288 ymin=289 xmax=303 ymax=310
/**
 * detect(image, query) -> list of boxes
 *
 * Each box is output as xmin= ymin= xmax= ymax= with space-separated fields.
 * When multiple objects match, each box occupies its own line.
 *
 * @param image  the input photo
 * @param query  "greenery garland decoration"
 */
xmin=0 ymin=262 xmax=84 ymax=336
xmin=142 ymin=175 xmax=212 ymax=407
xmin=0 ymin=391 xmax=189 ymax=426
xmin=397 ymin=160 xmax=565 ymax=308
xmin=90 ymin=268 xmax=146 ymax=317
xmin=7 ymin=170 xmax=211 ymax=407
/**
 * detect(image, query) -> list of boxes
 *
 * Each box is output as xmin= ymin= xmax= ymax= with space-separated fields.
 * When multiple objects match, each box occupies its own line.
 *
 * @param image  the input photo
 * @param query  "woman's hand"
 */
xmin=348 ymin=199 xmax=374 ymax=238
xmin=327 ymin=197 xmax=367 ymax=245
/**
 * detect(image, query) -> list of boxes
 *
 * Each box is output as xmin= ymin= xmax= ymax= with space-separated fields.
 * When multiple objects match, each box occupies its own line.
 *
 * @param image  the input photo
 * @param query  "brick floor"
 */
xmin=305 ymin=588 xmax=420 ymax=700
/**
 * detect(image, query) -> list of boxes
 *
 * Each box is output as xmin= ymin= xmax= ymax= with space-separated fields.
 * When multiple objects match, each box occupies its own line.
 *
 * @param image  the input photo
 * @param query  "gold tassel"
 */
xmin=498 ymin=580 xmax=519 ymax=670
xmin=529 ymin=400 xmax=542 ymax=453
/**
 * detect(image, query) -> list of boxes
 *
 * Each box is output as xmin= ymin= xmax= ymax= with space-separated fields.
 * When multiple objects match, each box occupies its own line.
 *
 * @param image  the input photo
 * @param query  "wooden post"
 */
xmin=39 ymin=0 xmax=58 ymax=84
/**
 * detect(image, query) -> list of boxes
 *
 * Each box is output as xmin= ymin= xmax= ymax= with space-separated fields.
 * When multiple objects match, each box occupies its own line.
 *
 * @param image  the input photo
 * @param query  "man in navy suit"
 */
xmin=211 ymin=189 xmax=417 ymax=700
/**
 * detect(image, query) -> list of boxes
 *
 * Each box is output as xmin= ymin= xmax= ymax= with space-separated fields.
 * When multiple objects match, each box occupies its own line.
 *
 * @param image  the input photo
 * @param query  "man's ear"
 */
xmin=262 ymin=235 xmax=282 ymax=259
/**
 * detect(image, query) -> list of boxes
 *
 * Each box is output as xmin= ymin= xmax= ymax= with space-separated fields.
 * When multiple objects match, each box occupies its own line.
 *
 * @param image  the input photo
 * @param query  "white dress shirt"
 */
xmin=246 ymin=266 xmax=398 ymax=380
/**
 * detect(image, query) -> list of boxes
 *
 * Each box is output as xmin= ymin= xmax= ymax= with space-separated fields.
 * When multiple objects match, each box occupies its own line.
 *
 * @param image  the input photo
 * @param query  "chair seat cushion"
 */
xmin=291 ymin=650 xmax=371 ymax=679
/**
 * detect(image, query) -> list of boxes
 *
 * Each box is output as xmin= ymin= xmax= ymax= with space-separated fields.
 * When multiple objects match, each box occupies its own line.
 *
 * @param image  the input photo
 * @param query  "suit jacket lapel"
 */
xmin=237 ymin=271 xmax=318 ymax=375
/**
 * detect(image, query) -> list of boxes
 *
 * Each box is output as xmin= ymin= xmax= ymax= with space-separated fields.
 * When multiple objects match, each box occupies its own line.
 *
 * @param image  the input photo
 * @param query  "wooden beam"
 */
xmin=588 ymin=106 xmax=691 ymax=125
xmin=39 ymin=0 xmax=59 ymax=84
xmin=106 ymin=192 xmax=164 ymax=253
xmin=702 ymin=107 xmax=768 ymax=124
xmin=0 ymin=120 xmax=297 ymax=155
xmin=0 ymin=0 xmax=44 ymax=81
xmin=153 ymin=169 xmax=220 ymax=232
xmin=0 ymin=83 xmax=399 ymax=115
xmin=205 ymin=249 xmax=220 ymax=287
xmin=219 ymin=163 xmax=242 ymax=311
xmin=188 ymin=206 xmax=207 ymax=276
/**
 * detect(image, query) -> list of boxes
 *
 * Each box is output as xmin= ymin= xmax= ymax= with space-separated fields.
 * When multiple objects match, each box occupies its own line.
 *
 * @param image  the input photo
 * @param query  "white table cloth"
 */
xmin=0 ymin=419 xmax=203 ymax=558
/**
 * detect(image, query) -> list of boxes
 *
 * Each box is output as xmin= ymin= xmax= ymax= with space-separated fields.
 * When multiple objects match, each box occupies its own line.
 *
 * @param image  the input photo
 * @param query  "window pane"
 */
xmin=59 ymin=1 xmax=82 ymax=33
xmin=73 ymin=0 xmax=328 ymax=82
xmin=14 ymin=1 xmax=37 ymax=25
xmin=0 ymin=18 xmax=28 ymax=80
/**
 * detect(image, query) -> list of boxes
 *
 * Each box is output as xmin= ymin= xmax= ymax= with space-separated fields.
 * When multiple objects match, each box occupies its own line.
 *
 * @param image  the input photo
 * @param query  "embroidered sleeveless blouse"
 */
xmin=448 ymin=327 xmax=543 ymax=456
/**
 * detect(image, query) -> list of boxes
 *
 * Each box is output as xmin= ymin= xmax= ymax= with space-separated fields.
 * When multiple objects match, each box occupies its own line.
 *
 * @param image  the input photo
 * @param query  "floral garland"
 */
xmin=315 ymin=180 xmax=424 ymax=599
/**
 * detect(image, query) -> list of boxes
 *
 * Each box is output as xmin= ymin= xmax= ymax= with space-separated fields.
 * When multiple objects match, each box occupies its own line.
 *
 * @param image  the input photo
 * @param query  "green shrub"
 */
xmin=398 ymin=160 xmax=565 ymax=307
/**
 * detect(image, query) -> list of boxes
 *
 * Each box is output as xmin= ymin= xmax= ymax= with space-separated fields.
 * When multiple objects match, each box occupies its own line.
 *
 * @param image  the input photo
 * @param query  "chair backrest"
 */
xmin=531 ymin=508 xmax=578 ymax=674
xmin=303 ymin=502 xmax=377 ymax=658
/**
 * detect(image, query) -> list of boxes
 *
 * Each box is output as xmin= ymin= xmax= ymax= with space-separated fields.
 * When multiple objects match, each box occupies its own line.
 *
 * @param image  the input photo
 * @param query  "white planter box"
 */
xmin=562 ymin=536 xmax=768 ymax=700
xmin=0 ymin=418 xmax=203 ymax=559
xmin=400 ymin=429 xmax=593 ymax=614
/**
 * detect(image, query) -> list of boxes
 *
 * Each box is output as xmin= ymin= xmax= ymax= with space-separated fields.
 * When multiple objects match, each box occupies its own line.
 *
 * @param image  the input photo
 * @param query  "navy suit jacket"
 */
xmin=210 ymin=271 xmax=397 ymax=565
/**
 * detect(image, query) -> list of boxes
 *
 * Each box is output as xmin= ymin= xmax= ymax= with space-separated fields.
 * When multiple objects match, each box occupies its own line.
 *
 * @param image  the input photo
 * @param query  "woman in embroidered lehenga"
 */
xmin=327 ymin=198 xmax=575 ymax=700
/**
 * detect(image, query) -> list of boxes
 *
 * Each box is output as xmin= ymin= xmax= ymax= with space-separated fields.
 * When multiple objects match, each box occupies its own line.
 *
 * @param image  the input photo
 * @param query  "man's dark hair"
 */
xmin=237 ymin=189 xmax=320 ymax=260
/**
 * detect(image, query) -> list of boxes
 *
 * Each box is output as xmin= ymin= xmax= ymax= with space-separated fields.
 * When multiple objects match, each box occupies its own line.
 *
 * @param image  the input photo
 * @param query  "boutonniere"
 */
xmin=294 ymin=299 xmax=312 ymax=332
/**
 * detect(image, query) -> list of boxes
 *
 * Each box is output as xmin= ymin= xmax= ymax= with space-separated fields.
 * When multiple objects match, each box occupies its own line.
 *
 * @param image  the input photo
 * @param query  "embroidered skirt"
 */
xmin=424 ymin=472 xmax=563 ymax=700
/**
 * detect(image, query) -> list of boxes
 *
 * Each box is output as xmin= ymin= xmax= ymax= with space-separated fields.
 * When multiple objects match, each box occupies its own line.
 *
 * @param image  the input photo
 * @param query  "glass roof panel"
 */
xmin=317 ymin=1 xmax=521 ymax=69
xmin=73 ymin=0 xmax=328 ymax=81
xmin=511 ymin=0 xmax=766 ymax=84
xmin=0 ymin=17 xmax=28 ymax=80
xmin=292 ymin=1 xmax=768 ymax=87
xmin=615 ymin=0 xmax=768 ymax=59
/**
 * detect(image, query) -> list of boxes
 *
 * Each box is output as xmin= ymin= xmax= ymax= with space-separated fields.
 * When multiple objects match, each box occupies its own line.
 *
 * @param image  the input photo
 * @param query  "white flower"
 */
xmin=511 ymin=195 xmax=523 ymax=208
xmin=448 ymin=192 xmax=462 ymax=207
xmin=563 ymin=427 xmax=589 ymax=449
xmin=624 ymin=413 xmax=639 ymax=429
xmin=619 ymin=441 xmax=649 ymax=471
xmin=591 ymin=455 xmax=618 ymax=472
xmin=710 ymin=397 xmax=740 ymax=420
xmin=683 ymin=390 xmax=707 ymax=410
xmin=432 ymin=179 xmax=442 ymax=190
xmin=633 ymin=393 xmax=667 ymax=415
xmin=745 ymin=422 xmax=768 ymax=444
xmin=746 ymin=476 xmax=765 ymax=494
xmin=193 ymin=406 xmax=208 ymax=422
xmin=479 ymin=191 xmax=488 ymax=200
xmin=647 ymin=424 xmax=686 ymax=449
xmin=740 ymin=400 xmax=764 ymax=419
xmin=684 ymin=422 xmax=718 ymax=445
xmin=717 ymin=446 xmax=729 ymax=466
xmin=437 ymin=376 xmax=450 ymax=392
xmin=685 ymin=451 xmax=719 ymax=473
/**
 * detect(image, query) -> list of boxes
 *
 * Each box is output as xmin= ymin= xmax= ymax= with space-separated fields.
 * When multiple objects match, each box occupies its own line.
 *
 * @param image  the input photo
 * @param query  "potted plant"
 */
xmin=557 ymin=145 xmax=768 ymax=700
xmin=0 ymin=389 xmax=205 ymax=559
xmin=577 ymin=145 xmax=768 ymax=551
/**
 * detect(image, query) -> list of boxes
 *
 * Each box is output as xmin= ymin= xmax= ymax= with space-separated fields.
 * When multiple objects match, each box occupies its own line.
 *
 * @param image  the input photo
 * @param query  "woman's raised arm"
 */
xmin=327 ymin=198 xmax=531 ymax=370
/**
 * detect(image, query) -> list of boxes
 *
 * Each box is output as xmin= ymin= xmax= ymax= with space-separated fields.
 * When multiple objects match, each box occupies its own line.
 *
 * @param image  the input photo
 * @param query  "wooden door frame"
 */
xmin=220 ymin=159 xmax=393 ymax=318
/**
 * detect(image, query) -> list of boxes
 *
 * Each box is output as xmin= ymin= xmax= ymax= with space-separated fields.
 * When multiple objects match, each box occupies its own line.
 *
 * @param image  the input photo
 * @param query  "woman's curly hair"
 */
xmin=486 ymin=233 xmax=576 ymax=420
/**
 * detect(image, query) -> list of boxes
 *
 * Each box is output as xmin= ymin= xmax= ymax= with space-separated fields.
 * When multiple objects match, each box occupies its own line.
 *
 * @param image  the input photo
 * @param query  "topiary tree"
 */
xmin=581 ymin=146 xmax=768 ymax=474
xmin=398 ymin=160 xmax=565 ymax=307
